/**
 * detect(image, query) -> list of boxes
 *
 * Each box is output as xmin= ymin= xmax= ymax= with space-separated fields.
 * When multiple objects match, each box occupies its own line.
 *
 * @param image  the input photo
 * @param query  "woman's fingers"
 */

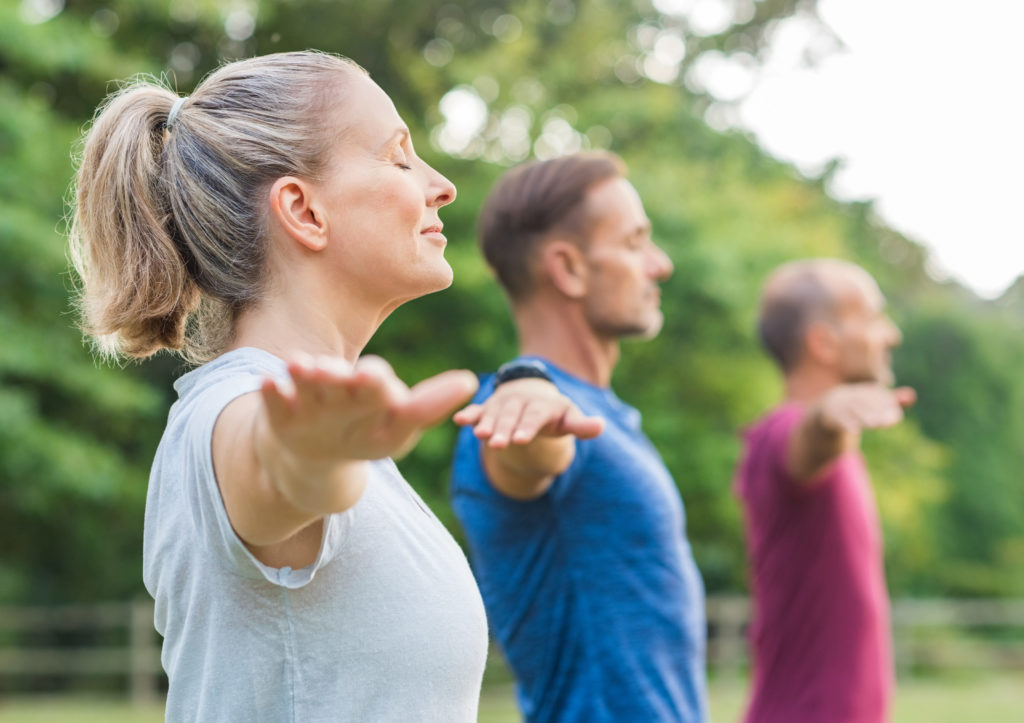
xmin=260 ymin=376 xmax=295 ymax=422
xmin=405 ymin=370 xmax=480 ymax=428
xmin=345 ymin=355 xmax=408 ymax=409
xmin=453 ymin=403 xmax=484 ymax=426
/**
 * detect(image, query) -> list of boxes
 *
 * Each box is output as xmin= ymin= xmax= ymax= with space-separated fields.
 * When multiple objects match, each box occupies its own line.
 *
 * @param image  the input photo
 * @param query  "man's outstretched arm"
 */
xmin=788 ymin=383 xmax=916 ymax=482
xmin=454 ymin=378 xmax=604 ymax=500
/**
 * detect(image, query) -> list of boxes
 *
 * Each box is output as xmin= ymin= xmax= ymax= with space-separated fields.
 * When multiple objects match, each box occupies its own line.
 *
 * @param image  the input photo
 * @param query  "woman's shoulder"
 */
xmin=173 ymin=347 xmax=285 ymax=400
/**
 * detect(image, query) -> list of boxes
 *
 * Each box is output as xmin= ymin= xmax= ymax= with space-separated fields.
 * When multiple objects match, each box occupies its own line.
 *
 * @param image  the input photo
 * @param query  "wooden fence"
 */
xmin=0 ymin=600 xmax=161 ymax=703
xmin=1 ymin=597 xmax=1023 ymax=700
xmin=706 ymin=596 xmax=1024 ymax=678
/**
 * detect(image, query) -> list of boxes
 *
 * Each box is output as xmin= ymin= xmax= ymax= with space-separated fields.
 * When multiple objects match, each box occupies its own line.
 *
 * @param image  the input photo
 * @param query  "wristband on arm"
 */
xmin=494 ymin=359 xmax=553 ymax=387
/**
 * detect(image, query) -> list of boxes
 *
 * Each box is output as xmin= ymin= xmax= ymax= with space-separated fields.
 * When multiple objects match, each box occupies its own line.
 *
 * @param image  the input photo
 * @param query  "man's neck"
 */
xmin=783 ymin=365 xmax=841 ymax=405
xmin=513 ymin=298 xmax=619 ymax=387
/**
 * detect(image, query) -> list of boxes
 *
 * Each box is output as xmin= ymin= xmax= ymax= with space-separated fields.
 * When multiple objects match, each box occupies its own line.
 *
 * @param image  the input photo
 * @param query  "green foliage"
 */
xmin=0 ymin=0 xmax=1021 ymax=606
xmin=0 ymin=10 xmax=169 ymax=602
xmin=894 ymin=306 xmax=1024 ymax=595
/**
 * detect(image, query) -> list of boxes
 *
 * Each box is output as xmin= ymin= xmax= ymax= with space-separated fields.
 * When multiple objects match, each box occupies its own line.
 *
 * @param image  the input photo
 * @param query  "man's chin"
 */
xmin=639 ymin=322 xmax=664 ymax=341
xmin=623 ymin=315 xmax=664 ymax=341
xmin=846 ymin=370 xmax=895 ymax=386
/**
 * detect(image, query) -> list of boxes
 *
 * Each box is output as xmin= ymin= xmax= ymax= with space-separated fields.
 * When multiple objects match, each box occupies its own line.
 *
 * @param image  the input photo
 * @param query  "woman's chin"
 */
xmin=430 ymin=262 xmax=455 ymax=291
xmin=410 ymin=263 xmax=454 ymax=297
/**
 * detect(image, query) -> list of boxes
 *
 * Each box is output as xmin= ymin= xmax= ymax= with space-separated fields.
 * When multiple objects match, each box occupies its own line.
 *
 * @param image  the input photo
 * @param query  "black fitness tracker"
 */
xmin=494 ymin=359 xmax=553 ymax=387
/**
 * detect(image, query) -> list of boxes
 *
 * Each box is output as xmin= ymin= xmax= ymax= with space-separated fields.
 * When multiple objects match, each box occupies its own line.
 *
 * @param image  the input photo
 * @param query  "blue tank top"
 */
xmin=451 ymin=357 xmax=708 ymax=722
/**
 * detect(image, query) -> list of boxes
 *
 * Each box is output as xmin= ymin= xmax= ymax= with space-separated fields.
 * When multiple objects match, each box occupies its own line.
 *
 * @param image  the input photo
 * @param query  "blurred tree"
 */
xmin=895 ymin=307 xmax=1024 ymax=595
xmin=0 ymin=0 xmax=172 ymax=602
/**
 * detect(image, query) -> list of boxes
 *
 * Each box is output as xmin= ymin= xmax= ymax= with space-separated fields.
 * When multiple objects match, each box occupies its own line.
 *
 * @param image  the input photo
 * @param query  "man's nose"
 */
xmin=648 ymin=244 xmax=673 ymax=280
xmin=887 ymin=318 xmax=903 ymax=346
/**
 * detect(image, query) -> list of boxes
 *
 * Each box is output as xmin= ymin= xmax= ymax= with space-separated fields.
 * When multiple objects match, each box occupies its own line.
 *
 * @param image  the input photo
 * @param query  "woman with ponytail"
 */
xmin=69 ymin=51 xmax=487 ymax=721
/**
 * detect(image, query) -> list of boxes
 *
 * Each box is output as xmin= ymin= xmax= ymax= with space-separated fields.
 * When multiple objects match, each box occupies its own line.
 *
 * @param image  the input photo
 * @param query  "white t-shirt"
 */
xmin=142 ymin=348 xmax=488 ymax=722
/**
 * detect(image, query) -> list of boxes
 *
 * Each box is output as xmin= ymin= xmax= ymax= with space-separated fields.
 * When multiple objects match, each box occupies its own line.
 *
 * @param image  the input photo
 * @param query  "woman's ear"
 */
xmin=268 ymin=176 xmax=328 ymax=252
xmin=541 ymin=240 xmax=588 ymax=299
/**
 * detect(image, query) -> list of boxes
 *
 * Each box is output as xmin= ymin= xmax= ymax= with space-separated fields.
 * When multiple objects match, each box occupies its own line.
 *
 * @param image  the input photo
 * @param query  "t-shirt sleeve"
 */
xmin=176 ymin=374 xmax=350 ymax=589
xmin=762 ymin=407 xmax=804 ymax=483
xmin=739 ymin=406 xmax=801 ymax=502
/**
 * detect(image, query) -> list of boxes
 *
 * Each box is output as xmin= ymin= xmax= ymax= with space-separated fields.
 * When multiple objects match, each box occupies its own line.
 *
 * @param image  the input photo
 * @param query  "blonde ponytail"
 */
xmin=69 ymin=82 xmax=200 ymax=360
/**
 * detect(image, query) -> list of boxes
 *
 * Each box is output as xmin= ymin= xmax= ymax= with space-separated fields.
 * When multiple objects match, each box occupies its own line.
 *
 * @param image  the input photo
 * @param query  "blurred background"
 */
xmin=0 ymin=0 xmax=1022 ymax=720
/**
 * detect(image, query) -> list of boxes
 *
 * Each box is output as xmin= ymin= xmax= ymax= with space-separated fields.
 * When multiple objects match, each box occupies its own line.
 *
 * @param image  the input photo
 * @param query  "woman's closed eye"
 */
xmin=393 ymin=146 xmax=414 ymax=170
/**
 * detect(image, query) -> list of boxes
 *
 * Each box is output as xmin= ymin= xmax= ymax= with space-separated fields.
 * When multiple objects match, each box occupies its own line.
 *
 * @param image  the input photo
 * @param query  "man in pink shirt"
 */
xmin=734 ymin=259 xmax=915 ymax=723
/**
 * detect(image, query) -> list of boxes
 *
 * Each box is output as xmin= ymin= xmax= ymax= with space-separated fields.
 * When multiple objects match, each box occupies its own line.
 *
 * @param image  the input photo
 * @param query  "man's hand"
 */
xmin=788 ymin=383 xmax=916 ymax=482
xmin=453 ymin=378 xmax=604 ymax=447
xmin=453 ymin=378 xmax=603 ymax=499
xmin=817 ymin=384 xmax=917 ymax=434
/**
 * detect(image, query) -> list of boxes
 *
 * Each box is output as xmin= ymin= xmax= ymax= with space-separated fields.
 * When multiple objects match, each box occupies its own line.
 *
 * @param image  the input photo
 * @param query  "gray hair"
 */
xmin=757 ymin=258 xmax=863 ymax=371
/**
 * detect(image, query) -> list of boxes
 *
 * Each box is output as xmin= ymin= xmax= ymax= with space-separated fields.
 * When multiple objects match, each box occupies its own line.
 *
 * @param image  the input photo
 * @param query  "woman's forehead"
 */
xmin=330 ymin=74 xmax=403 ymax=139
xmin=314 ymin=80 xmax=408 ymax=172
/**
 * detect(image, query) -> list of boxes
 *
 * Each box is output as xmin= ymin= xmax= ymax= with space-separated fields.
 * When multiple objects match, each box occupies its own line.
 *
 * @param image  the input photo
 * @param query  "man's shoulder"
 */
xmin=744 ymin=403 xmax=805 ymax=447
xmin=735 ymin=404 xmax=805 ymax=496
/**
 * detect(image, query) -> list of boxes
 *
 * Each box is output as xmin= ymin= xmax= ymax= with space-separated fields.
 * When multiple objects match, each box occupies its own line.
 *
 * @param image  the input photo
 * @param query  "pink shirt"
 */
xmin=734 ymin=403 xmax=892 ymax=723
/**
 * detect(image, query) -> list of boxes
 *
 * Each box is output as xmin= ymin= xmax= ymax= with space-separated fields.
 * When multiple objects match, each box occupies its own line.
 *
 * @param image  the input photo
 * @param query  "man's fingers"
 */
xmin=487 ymin=398 xmax=528 ymax=448
xmin=508 ymin=405 xmax=604 ymax=444
xmin=894 ymin=386 xmax=916 ymax=408
xmin=558 ymin=409 xmax=605 ymax=439
xmin=508 ymin=404 xmax=559 ymax=445
xmin=868 ymin=404 xmax=903 ymax=428
xmin=846 ymin=396 xmax=904 ymax=430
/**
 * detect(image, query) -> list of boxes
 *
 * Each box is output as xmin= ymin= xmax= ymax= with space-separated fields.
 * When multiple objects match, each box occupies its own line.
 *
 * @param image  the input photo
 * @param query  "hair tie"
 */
xmin=167 ymin=96 xmax=189 ymax=130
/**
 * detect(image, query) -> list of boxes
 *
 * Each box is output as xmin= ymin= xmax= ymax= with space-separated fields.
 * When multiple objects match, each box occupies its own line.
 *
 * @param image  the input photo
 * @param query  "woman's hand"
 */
xmin=261 ymin=353 xmax=479 ymax=465
xmin=214 ymin=353 xmax=477 ymax=555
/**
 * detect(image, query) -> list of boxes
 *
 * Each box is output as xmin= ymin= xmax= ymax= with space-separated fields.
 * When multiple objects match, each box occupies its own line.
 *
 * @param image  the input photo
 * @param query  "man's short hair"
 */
xmin=477 ymin=151 xmax=626 ymax=300
xmin=757 ymin=260 xmax=846 ymax=372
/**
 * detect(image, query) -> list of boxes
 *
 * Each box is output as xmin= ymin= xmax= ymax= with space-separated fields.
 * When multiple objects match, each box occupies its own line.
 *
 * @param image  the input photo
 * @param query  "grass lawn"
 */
xmin=0 ymin=674 xmax=1021 ymax=721
xmin=482 ymin=672 xmax=1024 ymax=722
xmin=704 ymin=673 xmax=1024 ymax=722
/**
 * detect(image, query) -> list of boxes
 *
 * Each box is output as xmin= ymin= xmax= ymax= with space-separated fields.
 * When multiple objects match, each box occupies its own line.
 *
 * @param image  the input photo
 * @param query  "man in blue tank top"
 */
xmin=451 ymin=152 xmax=708 ymax=722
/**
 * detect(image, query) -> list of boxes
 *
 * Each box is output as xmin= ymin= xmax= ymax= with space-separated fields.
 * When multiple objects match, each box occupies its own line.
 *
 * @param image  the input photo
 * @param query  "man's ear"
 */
xmin=540 ymin=240 xmax=588 ymax=299
xmin=268 ymin=176 xmax=329 ymax=252
xmin=805 ymin=320 xmax=840 ymax=368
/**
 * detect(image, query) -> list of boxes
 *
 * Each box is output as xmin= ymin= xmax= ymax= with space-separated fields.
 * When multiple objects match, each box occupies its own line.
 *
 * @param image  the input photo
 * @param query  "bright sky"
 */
xmin=734 ymin=0 xmax=1024 ymax=299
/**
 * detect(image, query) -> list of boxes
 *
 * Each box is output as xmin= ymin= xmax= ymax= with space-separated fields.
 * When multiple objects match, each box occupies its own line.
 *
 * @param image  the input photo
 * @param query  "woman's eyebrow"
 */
xmin=377 ymin=127 xmax=410 ymax=154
